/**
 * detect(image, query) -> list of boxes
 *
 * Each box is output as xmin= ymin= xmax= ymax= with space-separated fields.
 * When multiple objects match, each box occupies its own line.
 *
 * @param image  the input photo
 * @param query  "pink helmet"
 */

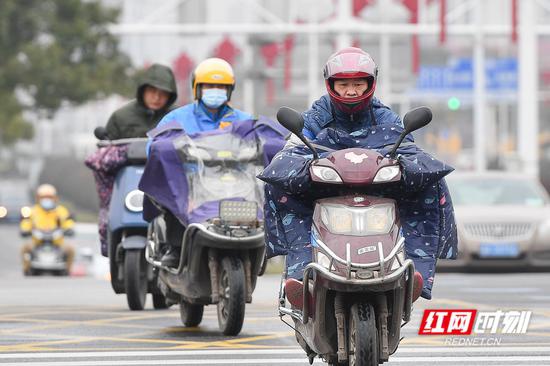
xmin=323 ymin=47 xmax=378 ymax=114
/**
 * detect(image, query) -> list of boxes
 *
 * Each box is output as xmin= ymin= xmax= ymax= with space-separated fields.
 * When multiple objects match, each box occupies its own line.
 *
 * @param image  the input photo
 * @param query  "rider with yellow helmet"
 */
xmin=20 ymin=184 xmax=76 ymax=275
xmin=148 ymin=58 xmax=253 ymax=266
xmin=150 ymin=57 xmax=252 ymax=137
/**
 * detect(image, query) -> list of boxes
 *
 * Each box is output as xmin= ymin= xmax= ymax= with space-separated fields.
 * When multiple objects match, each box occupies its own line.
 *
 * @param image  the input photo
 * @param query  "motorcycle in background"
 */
xmin=146 ymin=130 xmax=266 ymax=336
xmin=22 ymin=228 xmax=73 ymax=276
xmin=94 ymin=127 xmax=166 ymax=311
xmin=276 ymin=107 xmax=432 ymax=366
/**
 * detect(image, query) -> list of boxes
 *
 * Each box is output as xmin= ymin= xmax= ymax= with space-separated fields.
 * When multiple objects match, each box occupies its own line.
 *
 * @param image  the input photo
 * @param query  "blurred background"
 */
xmin=0 ymin=0 xmax=548 ymax=218
xmin=1 ymin=3 xmax=550 ymax=361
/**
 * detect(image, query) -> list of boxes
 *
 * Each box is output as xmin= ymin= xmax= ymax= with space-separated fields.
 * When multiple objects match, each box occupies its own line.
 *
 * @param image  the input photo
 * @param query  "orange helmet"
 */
xmin=191 ymin=58 xmax=235 ymax=100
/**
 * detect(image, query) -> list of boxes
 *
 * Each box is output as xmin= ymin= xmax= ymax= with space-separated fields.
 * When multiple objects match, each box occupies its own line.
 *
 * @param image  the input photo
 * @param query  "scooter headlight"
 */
xmin=311 ymin=166 xmax=343 ymax=183
xmin=373 ymin=165 xmax=400 ymax=183
xmin=219 ymin=200 xmax=257 ymax=225
xmin=125 ymin=190 xmax=144 ymax=212
xmin=52 ymin=229 xmax=64 ymax=240
xmin=320 ymin=203 xmax=395 ymax=236
xmin=20 ymin=206 xmax=32 ymax=218
xmin=32 ymin=230 xmax=44 ymax=240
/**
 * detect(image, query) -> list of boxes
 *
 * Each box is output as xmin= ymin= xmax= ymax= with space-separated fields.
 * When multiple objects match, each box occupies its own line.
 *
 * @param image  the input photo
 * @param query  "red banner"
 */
xmin=402 ymin=0 xmax=420 ymax=74
xmin=214 ymin=36 xmax=240 ymax=64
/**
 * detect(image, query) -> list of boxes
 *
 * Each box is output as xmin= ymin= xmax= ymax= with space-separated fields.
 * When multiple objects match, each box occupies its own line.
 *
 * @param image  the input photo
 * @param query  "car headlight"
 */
xmin=0 ymin=206 xmax=7 ymax=218
xmin=373 ymin=165 xmax=400 ymax=183
xmin=320 ymin=203 xmax=395 ymax=236
xmin=125 ymin=190 xmax=144 ymax=212
xmin=311 ymin=166 xmax=343 ymax=183
xmin=316 ymin=251 xmax=332 ymax=269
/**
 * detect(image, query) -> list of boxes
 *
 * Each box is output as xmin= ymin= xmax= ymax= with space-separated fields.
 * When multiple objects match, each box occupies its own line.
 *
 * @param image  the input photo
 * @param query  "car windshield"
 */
xmin=448 ymin=177 xmax=547 ymax=206
xmin=0 ymin=188 xmax=30 ymax=206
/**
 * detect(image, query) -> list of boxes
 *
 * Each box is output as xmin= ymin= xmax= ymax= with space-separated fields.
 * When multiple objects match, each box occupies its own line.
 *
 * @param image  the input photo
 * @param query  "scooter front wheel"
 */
xmin=124 ymin=249 xmax=148 ymax=311
xmin=349 ymin=302 xmax=379 ymax=366
xmin=152 ymin=293 xmax=169 ymax=309
xmin=179 ymin=300 xmax=204 ymax=327
xmin=217 ymin=256 xmax=246 ymax=336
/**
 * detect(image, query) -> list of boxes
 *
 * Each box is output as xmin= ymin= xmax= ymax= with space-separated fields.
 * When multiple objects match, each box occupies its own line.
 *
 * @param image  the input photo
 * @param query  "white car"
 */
xmin=438 ymin=172 xmax=550 ymax=270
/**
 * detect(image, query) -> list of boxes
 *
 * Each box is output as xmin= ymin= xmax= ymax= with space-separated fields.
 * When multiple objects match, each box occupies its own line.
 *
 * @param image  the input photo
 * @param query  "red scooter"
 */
xmin=276 ymin=106 xmax=432 ymax=366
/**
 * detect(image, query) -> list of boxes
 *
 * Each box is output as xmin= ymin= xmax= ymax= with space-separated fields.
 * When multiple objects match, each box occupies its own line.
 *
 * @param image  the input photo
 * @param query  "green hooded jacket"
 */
xmin=105 ymin=64 xmax=178 ymax=140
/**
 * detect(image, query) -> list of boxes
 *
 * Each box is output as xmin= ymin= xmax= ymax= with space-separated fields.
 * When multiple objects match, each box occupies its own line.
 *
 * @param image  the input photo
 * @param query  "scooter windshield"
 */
xmin=177 ymin=133 xmax=264 ymax=216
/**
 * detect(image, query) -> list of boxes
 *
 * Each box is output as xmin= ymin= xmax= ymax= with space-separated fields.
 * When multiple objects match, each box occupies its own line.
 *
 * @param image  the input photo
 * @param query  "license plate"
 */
xmin=479 ymin=243 xmax=520 ymax=258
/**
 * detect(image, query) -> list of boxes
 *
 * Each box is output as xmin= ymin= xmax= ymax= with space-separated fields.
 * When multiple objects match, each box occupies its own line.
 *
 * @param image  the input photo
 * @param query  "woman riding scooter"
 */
xmin=274 ymin=47 xmax=424 ymax=305
xmin=259 ymin=47 xmax=458 ymax=365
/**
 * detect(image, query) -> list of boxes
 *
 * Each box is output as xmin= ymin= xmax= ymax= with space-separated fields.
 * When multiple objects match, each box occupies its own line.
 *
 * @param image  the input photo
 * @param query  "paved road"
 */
xmin=1 ymin=223 xmax=549 ymax=365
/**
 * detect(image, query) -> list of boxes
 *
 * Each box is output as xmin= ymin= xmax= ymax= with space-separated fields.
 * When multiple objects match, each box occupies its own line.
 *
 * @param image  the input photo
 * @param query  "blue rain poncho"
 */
xmin=258 ymin=124 xmax=458 ymax=300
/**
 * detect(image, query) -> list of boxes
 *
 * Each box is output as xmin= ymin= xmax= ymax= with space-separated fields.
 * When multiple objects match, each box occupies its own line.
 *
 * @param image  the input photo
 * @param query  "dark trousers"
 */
xmin=164 ymin=210 xmax=185 ymax=248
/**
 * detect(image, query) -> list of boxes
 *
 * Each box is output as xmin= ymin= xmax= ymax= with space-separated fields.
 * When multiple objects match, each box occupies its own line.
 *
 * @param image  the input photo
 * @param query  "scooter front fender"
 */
xmin=121 ymin=235 xmax=147 ymax=250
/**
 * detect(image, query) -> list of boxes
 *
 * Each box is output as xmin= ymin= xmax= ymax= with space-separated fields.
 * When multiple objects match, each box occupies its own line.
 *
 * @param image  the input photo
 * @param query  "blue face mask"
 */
xmin=40 ymin=198 xmax=56 ymax=211
xmin=201 ymin=88 xmax=228 ymax=109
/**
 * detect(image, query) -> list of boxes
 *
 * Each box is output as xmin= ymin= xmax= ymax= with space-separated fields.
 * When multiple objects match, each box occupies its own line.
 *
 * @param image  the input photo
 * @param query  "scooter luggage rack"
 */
xmin=313 ymin=234 xmax=407 ymax=272
xmin=146 ymin=223 xmax=264 ymax=275
xmin=96 ymin=137 xmax=148 ymax=147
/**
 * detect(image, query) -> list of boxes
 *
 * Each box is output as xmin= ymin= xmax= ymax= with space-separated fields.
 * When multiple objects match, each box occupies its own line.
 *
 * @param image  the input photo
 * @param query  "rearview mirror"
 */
xmin=276 ymin=106 xmax=319 ymax=160
xmin=403 ymin=106 xmax=432 ymax=134
xmin=276 ymin=107 xmax=305 ymax=136
xmin=94 ymin=127 xmax=109 ymax=140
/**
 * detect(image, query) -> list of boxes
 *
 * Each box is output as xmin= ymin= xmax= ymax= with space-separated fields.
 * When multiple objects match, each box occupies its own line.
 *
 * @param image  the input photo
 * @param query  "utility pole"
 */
xmin=473 ymin=0 xmax=487 ymax=172
xmin=518 ymin=0 xmax=539 ymax=177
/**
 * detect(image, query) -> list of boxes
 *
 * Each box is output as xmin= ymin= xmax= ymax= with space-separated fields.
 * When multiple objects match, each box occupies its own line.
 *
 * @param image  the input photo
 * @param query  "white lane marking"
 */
xmin=1 ymin=356 xmax=550 ymax=366
xmin=1 ymin=346 xmax=550 ymax=359
xmin=395 ymin=346 xmax=550 ymax=353
xmin=0 ymin=360 xmax=320 ymax=366
xmin=528 ymin=295 xmax=550 ymax=301
xmin=0 ymin=349 xmax=302 ymax=359
xmin=459 ymin=288 xmax=541 ymax=293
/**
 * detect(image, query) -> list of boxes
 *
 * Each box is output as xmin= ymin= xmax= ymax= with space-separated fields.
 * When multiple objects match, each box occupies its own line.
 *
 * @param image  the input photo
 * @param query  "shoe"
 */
xmin=285 ymin=278 xmax=305 ymax=309
xmin=412 ymin=271 xmax=423 ymax=302
xmin=161 ymin=247 xmax=180 ymax=267
xmin=285 ymin=278 xmax=314 ymax=314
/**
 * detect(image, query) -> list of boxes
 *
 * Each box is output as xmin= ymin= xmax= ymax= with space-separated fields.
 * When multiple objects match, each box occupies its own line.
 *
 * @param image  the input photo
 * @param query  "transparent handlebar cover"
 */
xmin=175 ymin=133 xmax=264 ymax=213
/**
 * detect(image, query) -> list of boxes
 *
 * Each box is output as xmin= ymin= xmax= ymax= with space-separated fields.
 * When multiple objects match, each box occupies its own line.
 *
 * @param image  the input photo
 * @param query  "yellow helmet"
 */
xmin=192 ymin=58 xmax=235 ymax=100
xmin=36 ymin=184 xmax=57 ymax=200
